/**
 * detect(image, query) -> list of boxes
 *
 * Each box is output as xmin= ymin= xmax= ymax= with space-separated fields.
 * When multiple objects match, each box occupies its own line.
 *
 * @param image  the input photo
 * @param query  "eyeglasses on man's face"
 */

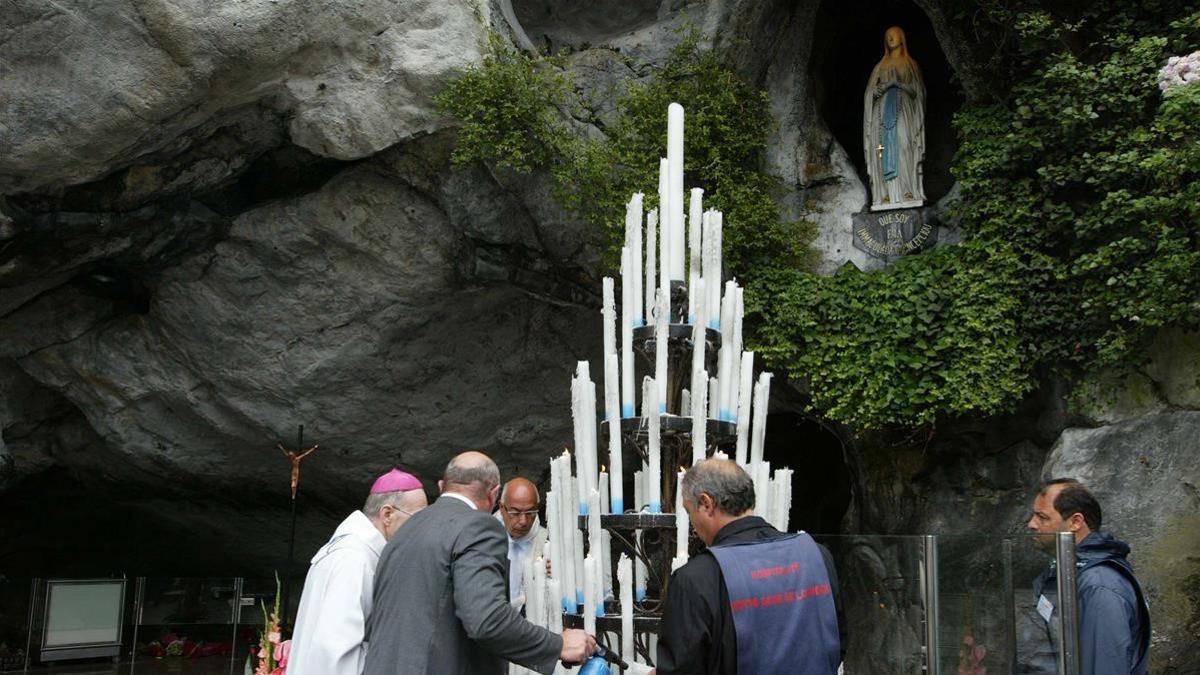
xmin=502 ymin=504 xmax=538 ymax=519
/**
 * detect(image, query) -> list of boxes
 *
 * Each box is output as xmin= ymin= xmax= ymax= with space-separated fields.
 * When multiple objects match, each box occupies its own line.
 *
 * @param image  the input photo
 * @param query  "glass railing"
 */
xmin=0 ymin=533 xmax=1081 ymax=674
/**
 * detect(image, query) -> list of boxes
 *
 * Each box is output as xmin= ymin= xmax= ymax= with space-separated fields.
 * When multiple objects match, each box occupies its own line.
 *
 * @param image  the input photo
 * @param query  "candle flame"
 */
xmin=600 ymin=465 xmax=606 ymax=472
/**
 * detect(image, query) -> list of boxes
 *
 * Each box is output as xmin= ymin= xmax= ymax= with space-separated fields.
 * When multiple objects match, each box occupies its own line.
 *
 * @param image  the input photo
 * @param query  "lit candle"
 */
xmin=735 ymin=351 xmax=754 ymax=465
xmin=645 ymin=208 xmax=657 ymax=324
xmin=667 ymin=103 xmax=685 ymax=282
xmin=692 ymin=369 xmax=708 ymax=466
xmin=675 ymin=469 xmax=689 ymax=560
xmin=644 ymin=377 xmax=662 ymax=512
xmin=687 ymin=188 xmax=704 ymax=322
xmin=618 ymin=554 xmax=634 ymax=663
xmin=606 ymin=353 xmax=624 ymax=513
xmin=654 ymin=290 xmax=668 ymax=413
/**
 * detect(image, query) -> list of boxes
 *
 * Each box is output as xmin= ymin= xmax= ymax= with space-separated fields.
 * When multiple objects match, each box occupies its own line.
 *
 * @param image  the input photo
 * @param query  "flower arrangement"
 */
xmin=247 ymin=573 xmax=290 ymax=675
xmin=1159 ymin=51 xmax=1200 ymax=92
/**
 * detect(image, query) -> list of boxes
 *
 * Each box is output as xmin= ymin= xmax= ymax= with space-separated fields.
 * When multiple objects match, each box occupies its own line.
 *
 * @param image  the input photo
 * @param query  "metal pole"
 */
xmin=130 ymin=577 xmax=145 ymax=665
xmin=23 ymin=578 xmax=38 ymax=673
xmin=1002 ymin=539 xmax=1016 ymax=675
xmin=922 ymin=535 xmax=940 ymax=675
xmin=230 ymin=577 xmax=244 ymax=675
xmin=1055 ymin=532 xmax=1081 ymax=675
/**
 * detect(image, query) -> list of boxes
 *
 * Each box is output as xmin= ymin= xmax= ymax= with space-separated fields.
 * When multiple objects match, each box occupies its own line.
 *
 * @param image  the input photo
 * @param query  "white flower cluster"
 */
xmin=1159 ymin=51 xmax=1200 ymax=92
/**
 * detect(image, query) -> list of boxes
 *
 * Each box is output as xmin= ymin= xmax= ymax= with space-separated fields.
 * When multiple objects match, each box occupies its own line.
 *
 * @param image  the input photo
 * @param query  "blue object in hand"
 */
xmin=579 ymin=656 xmax=613 ymax=675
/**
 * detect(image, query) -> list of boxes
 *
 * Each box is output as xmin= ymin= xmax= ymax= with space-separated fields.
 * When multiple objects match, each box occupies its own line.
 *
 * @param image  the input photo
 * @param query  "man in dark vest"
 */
xmin=1027 ymin=478 xmax=1151 ymax=674
xmin=643 ymin=458 xmax=845 ymax=675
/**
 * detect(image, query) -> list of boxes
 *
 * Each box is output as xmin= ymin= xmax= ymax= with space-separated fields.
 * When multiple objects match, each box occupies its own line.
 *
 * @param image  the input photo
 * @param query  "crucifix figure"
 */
xmin=279 ymin=441 xmax=319 ymax=500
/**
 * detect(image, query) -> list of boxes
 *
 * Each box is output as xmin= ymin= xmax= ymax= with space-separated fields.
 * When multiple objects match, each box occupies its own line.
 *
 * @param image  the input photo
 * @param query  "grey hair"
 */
xmin=443 ymin=454 xmax=500 ymax=501
xmin=681 ymin=460 xmax=755 ymax=516
xmin=362 ymin=489 xmax=420 ymax=520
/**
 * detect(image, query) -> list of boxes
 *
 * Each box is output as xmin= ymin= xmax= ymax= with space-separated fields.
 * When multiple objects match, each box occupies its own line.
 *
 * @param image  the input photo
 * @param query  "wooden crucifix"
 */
xmin=278 ymin=439 xmax=319 ymax=500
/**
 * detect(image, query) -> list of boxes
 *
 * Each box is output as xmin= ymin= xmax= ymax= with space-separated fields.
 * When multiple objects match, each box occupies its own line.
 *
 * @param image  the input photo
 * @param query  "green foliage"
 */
xmin=433 ymin=34 xmax=571 ymax=174
xmin=436 ymin=28 xmax=815 ymax=283
xmin=753 ymin=2 xmax=1200 ymax=428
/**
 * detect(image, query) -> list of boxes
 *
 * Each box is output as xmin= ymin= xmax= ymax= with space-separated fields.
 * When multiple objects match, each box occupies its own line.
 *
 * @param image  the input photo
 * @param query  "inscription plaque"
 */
xmin=851 ymin=208 xmax=936 ymax=260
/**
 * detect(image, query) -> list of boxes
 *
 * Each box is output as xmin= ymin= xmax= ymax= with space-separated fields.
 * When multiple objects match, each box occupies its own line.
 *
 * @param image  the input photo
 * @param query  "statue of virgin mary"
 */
xmin=863 ymin=26 xmax=926 ymax=210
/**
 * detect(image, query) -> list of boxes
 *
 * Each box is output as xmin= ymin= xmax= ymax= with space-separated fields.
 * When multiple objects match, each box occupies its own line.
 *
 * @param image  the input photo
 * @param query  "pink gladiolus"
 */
xmin=276 ymin=640 xmax=291 ymax=667
xmin=268 ymin=631 xmax=281 ymax=644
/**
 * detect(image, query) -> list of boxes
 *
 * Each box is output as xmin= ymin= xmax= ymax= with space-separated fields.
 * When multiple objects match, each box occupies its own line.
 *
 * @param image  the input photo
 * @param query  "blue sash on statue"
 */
xmin=709 ymin=533 xmax=841 ymax=675
xmin=882 ymin=85 xmax=900 ymax=180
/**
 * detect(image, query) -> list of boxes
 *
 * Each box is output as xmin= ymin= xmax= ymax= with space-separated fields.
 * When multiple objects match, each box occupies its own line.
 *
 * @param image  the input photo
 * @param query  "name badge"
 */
xmin=1037 ymin=594 xmax=1054 ymax=623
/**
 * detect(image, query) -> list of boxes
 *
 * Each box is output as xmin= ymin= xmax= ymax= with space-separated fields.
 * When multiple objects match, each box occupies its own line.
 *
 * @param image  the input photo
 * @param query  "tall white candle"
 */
xmin=680 ymin=389 xmax=691 ymax=416
xmin=750 ymin=372 xmax=773 ymax=466
xmin=754 ymin=460 xmax=771 ymax=516
xmin=717 ymin=283 xmax=736 ymax=421
xmin=691 ymin=277 xmax=707 ymax=394
xmin=667 ymin=103 xmax=685 ymax=281
xmin=712 ymin=211 xmax=723 ymax=321
xmin=644 ymin=377 xmax=662 ymax=512
xmin=687 ymin=188 xmax=704 ymax=322
xmin=692 ymin=368 xmax=708 ymax=466
xmin=658 ymin=157 xmax=671 ymax=295
xmin=573 ymin=364 xmax=590 ymax=515
xmin=654 ymin=290 xmax=668 ymax=413
xmin=606 ymin=353 xmax=624 ymax=513
xmin=735 ymin=351 xmax=754 ymax=465
xmin=585 ymin=374 xmax=599 ymax=502
xmin=645 ymin=208 xmax=657 ymax=323
xmin=547 ymin=577 xmax=563 ymax=632
xmin=618 ymin=554 xmax=634 ymax=663
xmin=522 ymin=553 xmax=537 ymax=626
xmin=633 ymin=469 xmax=646 ymax=601
xmin=620 ymin=248 xmax=636 ymax=418
xmin=702 ymin=213 xmax=718 ymax=329
xmin=583 ymin=554 xmax=596 ymax=634
xmin=572 ymin=514 xmax=585 ymax=607
xmin=602 ymin=277 xmax=617 ymax=421
xmin=556 ymin=455 xmax=579 ymax=610
xmin=599 ymin=471 xmax=613 ymax=596
xmin=729 ymin=288 xmax=744 ymax=420
xmin=531 ymin=554 xmax=546 ymax=627
xmin=587 ymin=488 xmax=602 ymax=565
xmin=675 ymin=469 xmax=689 ymax=560
xmin=630 ymin=196 xmax=644 ymax=328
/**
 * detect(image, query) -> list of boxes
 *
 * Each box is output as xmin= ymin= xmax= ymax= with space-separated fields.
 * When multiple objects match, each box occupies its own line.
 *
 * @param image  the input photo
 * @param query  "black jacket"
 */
xmin=656 ymin=516 xmax=846 ymax=675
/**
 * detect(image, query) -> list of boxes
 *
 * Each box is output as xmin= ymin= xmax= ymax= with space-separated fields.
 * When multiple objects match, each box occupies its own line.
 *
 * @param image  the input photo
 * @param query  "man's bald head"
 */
xmin=500 ymin=477 xmax=541 ymax=539
xmin=441 ymin=451 xmax=501 ymax=509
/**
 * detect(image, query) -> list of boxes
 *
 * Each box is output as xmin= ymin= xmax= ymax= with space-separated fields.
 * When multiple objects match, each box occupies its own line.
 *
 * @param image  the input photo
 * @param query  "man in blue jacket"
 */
xmin=1027 ymin=478 xmax=1151 ymax=674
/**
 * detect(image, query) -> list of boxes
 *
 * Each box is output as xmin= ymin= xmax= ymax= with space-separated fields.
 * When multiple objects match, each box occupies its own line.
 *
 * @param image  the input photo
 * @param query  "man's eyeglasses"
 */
xmin=501 ymin=505 xmax=539 ymax=519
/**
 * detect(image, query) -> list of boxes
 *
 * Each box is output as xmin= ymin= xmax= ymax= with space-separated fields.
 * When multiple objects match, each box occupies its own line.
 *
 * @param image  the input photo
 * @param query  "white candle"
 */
xmin=606 ymin=354 xmax=624 ymax=513
xmin=680 ymin=389 xmax=691 ymax=416
xmin=735 ymin=351 xmax=754 ymax=465
xmin=630 ymin=196 xmax=644 ymax=328
xmin=572 ymin=514 xmax=585 ymax=608
xmin=546 ymin=480 xmax=566 ymax=611
xmin=599 ymin=471 xmax=613 ymax=596
xmin=556 ymin=454 xmax=579 ymax=610
xmin=754 ymin=460 xmax=771 ymax=516
xmin=644 ymin=377 xmax=662 ymax=512
xmin=602 ymin=277 xmax=617 ymax=421
xmin=654 ymin=289 xmax=669 ymax=413
xmin=547 ymin=576 xmax=563 ymax=632
xmin=667 ymin=103 xmax=685 ymax=281
xmin=671 ymin=555 xmax=688 ymax=573
xmin=620 ymin=248 xmax=636 ymax=418
xmin=645 ymin=208 xmax=657 ymax=323
xmin=717 ymin=283 xmax=736 ymax=421
xmin=692 ymin=369 xmax=708 ymax=466
xmin=633 ymin=470 xmax=647 ymax=601
xmin=522 ymin=548 xmax=536 ymax=624
xmin=572 ymin=364 xmax=590 ymax=515
xmin=583 ymin=554 xmax=596 ymax=634
xmin=691 ymin=277 xmax=707 ymax=394
xmin=711 ymin=211 xmax=723 ymax=325
xmin=675 ymin=469 xmax=689 ymax=560
xmin=619 ymin=554 xmax=634 ymax=663
xmin=750 ymin=372 xmax=773 ymax=466
xmin=687 ymin=188 xmax=704 ymax=322
xmin=587 ymin=488 xmax=602 ymax=566
xmin=658 ymin=157 xmax=671 ymax=295
xmin=585 ymin=374 xmax=599 ymax=502
xmin=702 ymin=213 xmax=718 ymax=329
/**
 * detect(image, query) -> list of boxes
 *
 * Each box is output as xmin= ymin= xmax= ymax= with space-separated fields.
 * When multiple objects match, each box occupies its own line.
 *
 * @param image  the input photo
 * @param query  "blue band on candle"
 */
xmin=687 ymin=314 xmax=695 ymax=324
xmin=611 ymin=498 xmax=624 ymax=514
xmin=602 ymin=411 xmax=608 ymax=421
xmin=634 ymin=319 xmax=645 ymax=328
xmin=621 ymin=404 xmax=635 ymax=417
xmin=576 ymin=590 xmax=585 ymax=605
xmin=659 ymin=403 xmax=667 ymax=413
xmin=562 ymin=598 xmax=573 ymax=613
xmin=719 ymin=409 xmax=732 ymax=422
xmin=709 ymin=319 xmax=720 ymax=329
xmin=636 ymin=589 xmax=647 ymax=601
xmin=648 ymin=501 xmax=662 ymax=513
xmin=579 ymin=503 xmax=589 ymax=516
xmin=596 ymin=605 xmax=605 ymax=617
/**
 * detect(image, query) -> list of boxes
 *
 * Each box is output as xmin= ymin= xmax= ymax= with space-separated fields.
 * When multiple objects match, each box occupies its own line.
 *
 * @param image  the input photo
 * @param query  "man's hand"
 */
xmin=559 ymin=629 xmax=597 ymax=665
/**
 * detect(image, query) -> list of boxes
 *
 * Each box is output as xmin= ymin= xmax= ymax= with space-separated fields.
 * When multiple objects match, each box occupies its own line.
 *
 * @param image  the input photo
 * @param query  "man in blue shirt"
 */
xmin=1027 ymin=478 xmax=1151 ymax=674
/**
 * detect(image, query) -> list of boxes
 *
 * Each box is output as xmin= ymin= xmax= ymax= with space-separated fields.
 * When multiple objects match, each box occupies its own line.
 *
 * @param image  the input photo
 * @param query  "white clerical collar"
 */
xmin=442 ymin=492 xmax=478 ymax=510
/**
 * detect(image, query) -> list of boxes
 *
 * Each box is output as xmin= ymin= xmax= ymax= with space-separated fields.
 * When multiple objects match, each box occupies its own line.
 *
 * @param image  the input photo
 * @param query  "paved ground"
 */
xmin=1 ymin=657 xmax=238 ymax=675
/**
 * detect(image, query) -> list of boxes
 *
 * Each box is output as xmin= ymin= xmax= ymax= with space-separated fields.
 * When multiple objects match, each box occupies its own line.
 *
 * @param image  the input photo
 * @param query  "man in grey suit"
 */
xmin=364 ymin=451 xmax=596 ymax=675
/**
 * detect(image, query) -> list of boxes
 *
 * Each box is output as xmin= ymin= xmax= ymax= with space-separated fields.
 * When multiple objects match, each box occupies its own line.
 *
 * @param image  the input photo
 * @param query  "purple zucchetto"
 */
xmin=370 ymin=469 xmax=423 ymax=494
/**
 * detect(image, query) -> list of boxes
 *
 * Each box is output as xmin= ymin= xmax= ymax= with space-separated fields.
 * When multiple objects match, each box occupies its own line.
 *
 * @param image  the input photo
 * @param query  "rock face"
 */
xmin=1 ymin=0 xmax=1196 ymax=669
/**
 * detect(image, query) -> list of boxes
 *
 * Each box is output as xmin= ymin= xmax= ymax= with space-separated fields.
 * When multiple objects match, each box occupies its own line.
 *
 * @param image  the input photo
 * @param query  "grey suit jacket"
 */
xmin=363 ymin=495 xmax=563 ymax=675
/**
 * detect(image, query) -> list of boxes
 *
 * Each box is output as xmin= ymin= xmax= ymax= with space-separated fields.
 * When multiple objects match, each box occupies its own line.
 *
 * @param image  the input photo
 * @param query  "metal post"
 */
xmin=922 ymin=535 xmax=940 ymax=675
xmin=230 ymin=577 xmax=245 ymax=675
xmin=130 ymin=577 xmax=146 ymax=664
xmin=1002 ymin=539 xmax=1016 ymax=675
xmin=1055 ymin=532 xmax=1081 ymax=675
xmin=283 ymin=424 xmax=302 ymax=628
xmin=23 ymin=578 xmax=38 ymax=673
